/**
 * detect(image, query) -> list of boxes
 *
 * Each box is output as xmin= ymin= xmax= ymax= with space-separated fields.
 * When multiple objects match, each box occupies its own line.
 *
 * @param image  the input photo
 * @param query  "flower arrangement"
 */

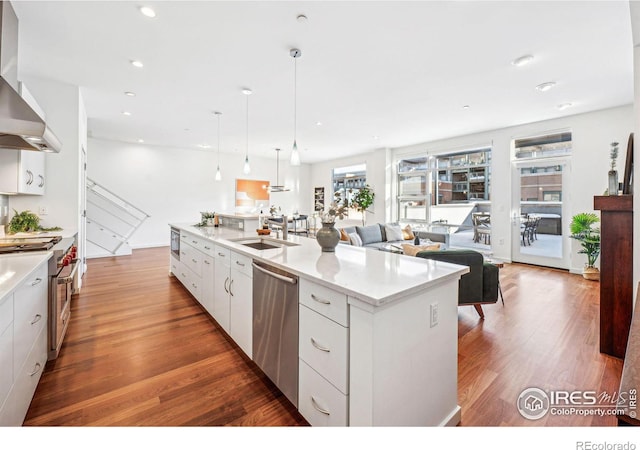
xmin=315 ymin=191 xmax=347 ymax=223
xmin=609 ymin=141 xmax=619 ymax=171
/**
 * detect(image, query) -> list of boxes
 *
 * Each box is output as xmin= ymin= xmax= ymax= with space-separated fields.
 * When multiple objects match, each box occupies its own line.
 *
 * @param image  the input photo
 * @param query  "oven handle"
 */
xmin=57 ymin=261 xmax=79 ymax=285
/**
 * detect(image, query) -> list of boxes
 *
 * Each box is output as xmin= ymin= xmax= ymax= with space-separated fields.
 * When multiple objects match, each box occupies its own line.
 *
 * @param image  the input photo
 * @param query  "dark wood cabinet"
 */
xmin=593 ymin=195 xmax=633 ymax=359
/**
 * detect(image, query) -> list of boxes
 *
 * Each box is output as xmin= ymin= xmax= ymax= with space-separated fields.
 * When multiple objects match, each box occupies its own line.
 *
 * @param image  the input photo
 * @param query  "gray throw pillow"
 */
xmin=356 ymin=224 xmax=383 ymax=245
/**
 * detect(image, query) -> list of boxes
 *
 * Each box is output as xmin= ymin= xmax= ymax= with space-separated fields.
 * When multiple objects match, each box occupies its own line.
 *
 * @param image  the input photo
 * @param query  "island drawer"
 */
xmin=0 ymin=292 xmax=13 ymax=336
xmin=299 ymin=279 xmax=348 ymax=327
xmin=299 ymin=305 xmax=348 ymax=394
xmin=230 ymin=251 xmax=252 ymax=278
xmin=214 ymin=245 xmax=231 ymax=265
xmin=180 ymin=242 xmax=202 ymax=277
xmin=298 ymin=359 xmax=348 ymax=427
xmin=176 ymin=266 xmax=199 ymax=300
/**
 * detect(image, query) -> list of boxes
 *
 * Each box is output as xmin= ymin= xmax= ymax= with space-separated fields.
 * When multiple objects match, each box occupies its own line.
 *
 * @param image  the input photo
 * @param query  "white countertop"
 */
xmin=216 ymin=213 xmax=260 ymax=219
xmin=171 ymin=223 xmax=468 ymax=307
xmin=0 ymin=252 xmax=52 ymax=300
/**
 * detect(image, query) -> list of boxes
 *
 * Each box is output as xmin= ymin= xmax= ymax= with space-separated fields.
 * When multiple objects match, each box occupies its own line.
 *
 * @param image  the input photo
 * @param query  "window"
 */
xmin=396 ymin=157 xmax=429 ymax=222
xmin=332 ymin=164 xmax=366 ymax=218
xmin=434 ymin=148 xmax=491 ymax=205
xmin=514 ymin=131 xmax=572 ymax=159
xmin=396 ymin=147 xmax=492 ymax=224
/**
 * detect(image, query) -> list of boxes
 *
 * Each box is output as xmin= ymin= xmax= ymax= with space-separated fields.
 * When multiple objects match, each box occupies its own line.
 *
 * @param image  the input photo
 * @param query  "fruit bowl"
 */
xmin=256 ymin=229 xmax=271 ymax=236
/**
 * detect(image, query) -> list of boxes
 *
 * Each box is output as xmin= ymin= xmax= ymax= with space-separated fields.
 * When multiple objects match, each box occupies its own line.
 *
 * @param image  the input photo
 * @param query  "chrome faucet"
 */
xmin=282 ymin=215 xmax=288 ymax=240
xmin=267 ymin=215 xmax=288 ymax=240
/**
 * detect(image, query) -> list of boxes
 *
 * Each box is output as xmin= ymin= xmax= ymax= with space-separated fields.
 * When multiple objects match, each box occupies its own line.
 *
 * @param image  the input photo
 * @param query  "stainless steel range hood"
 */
xmin=0 ymin=1 xmax=61 ymax=153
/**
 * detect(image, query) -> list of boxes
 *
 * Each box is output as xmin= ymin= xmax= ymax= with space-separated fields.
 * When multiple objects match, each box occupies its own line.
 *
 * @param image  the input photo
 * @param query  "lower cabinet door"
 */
xmin=0 ymin=321 xmax=13 ymax=412
xmin=5 ymin=327 xmax=47 ymax=426
xmin=298 ymin=360 xmax=348 ymax=426
xmin=229 ymin=270 xmax=252 ymax=359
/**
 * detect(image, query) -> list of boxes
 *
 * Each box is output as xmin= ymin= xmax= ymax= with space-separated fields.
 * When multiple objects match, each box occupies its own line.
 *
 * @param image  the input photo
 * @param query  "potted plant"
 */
xmin=608 ymin=141 xmax=619 ymax=195
xmin=8 ymin=209 xmax=62 ymax=234
xmin=570 ymin=212 xmax=601 ymax=280
xmin=350 ymin=184 xmax=375 ymax=226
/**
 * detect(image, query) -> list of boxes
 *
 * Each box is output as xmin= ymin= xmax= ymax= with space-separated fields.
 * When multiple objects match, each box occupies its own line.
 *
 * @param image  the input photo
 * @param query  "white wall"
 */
xmin=391 ymin=105 xmax=633 ymax=273
xmin=10 ymin=77 xmax=83 ymax=233
xmin=86 ymin=138 xmax=311 ymax=254
xmin=309 ymin=148 xmax=390 ymax=227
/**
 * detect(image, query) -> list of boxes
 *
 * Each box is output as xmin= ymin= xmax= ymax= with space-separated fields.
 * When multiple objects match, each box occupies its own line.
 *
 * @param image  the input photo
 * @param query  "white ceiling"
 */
xmin=11 ymin=1 xmax=634 ymax=163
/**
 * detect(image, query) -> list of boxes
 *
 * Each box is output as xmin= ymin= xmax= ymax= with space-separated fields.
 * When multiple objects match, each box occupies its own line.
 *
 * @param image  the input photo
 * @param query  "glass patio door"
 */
xmin=511 ymin=158 xmax=571 ymax=269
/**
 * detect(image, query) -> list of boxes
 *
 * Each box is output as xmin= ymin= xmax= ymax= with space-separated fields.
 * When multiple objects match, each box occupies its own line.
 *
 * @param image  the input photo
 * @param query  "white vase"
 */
xmin=608 ymin=170 xmax=618 ymax=195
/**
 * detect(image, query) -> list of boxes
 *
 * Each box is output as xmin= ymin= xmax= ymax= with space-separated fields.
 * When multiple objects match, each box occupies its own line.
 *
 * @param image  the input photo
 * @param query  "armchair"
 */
xmin=415 ymin=249 xmax=499 ymax=318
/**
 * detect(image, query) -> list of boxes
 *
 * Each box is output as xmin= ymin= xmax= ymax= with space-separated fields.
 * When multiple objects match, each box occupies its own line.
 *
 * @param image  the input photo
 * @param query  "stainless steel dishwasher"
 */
xmin=252 ymin=260 xmax=299 ymax=407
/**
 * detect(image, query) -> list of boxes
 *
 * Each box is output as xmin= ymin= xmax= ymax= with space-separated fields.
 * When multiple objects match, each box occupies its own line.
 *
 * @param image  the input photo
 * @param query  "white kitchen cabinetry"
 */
xmin=228 ymin=252 xmax=252 ymax=359
xmin=297 ymin=279 xmax=349 ymax=426
xmin=213 ymin=245 xmax=231 ymax=333
xmin=0 ymin=260 xmax=48 ymax=426
xmin=172 ymin=231 xmax=214 ymax=315
xmin=0 ymin=150 xmax=46 ymax=195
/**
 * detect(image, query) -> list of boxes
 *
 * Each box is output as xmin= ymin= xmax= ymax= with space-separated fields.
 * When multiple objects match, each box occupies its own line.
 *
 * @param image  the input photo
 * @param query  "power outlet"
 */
xmin=430 ymin=303 xmax=439 ymax=328
xmin=38 ymin=206 xmax=48 ymax=216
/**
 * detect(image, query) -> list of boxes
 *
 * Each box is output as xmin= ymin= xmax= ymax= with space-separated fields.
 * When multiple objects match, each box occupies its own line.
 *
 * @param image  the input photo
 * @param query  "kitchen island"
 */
xmin=169 ymin=223 xmax=468 ymax=426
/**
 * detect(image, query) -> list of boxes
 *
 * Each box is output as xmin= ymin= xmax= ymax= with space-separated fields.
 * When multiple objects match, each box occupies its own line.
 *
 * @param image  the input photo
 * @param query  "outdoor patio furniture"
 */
xmin=472 ymin=212 xmax=491 ymax=245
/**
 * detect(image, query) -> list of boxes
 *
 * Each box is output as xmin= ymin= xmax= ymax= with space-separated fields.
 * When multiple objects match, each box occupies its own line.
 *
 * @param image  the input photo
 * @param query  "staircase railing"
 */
xmin=85 ymin=177 xmax=150 ymax=254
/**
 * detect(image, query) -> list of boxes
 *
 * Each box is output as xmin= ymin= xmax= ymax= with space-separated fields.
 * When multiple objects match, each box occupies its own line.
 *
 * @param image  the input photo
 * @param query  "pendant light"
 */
xmin=270 ymin=148 xmax=290 ymax=192
xmin=290 ymin=48 xmax=301 ymax=166
xmin=214 ymin=111 xmax=222 ymax=181
xmin=242 ymin=88 xmax=252 ymax=174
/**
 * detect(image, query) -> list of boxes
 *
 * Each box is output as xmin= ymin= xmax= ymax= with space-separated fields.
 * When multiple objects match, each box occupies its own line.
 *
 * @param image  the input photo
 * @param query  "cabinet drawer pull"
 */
xmin=235 ymin=260 xmax=245 ymax=267
xmin=204 ymin=260 xmax=210 ymax=265
xmin=192 ymin=283 xmax=198 ymax=289
xmin=224 ymin=277 xmax=229 ymax=294
xmin=192 ymin=258 xmax=198 ymax=263
xmin=218 ymin=252 xmax=226 ymax=257
xmin=31 ymin=314 xmax=42 ymax=325
xmin=31 ymin=277 xmax=43 ymax=286
xmin=38 ymin=174 xmax=45 ymax=188
xmin=181 ymin=273 xmax=187 ymax=278
xmin=29 ymin=362 xmax=42 ymax=377
xmin=311 ymin=396 xmax=330 ymax=416
xmin=192 ymin=240 xmax=198 ymax=245
xmin=310 ymin=337 xmax=330 ymax=353
xmin=311 ymin=294 xmax=331 ymax=305
xmin=229 ymin=279 xmax=234 ymax=297
xmin=181 ymin=251 xmax=186 ymax=256
xmin=204 ymin=246 xmax=211 ymax=250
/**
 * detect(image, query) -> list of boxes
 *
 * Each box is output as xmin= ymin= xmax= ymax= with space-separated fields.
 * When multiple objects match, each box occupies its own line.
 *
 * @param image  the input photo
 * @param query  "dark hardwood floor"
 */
xmin=23 ymin=247 xmax=623 ymax=427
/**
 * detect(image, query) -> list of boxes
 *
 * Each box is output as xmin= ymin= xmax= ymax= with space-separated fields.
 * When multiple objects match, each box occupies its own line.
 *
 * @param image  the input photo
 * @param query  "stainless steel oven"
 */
xmin=171 ymin=226 xmax=180 ymax=260
xmin=48 ymin=236 xmax=77 ymax=360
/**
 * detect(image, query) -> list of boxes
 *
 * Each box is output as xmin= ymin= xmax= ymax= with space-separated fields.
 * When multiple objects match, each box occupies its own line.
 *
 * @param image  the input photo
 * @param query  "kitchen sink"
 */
xmin=228 ymin=237 xmax=301 ymax=250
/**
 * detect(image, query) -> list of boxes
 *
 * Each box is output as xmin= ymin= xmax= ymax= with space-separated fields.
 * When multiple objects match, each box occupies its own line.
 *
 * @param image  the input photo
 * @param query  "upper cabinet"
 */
xmin=0 ymin=150 xmax=46 ymax=195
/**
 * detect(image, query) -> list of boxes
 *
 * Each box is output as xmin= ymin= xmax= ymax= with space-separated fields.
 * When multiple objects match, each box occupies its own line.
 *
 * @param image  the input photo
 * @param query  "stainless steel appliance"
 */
xmin=0 ymin=1 xmax=62 ymax=152
xmin=170 ymin=226 xmax=180 ymax=260
xmin=48 ymin=237 xmax=78 ymax=360
xmin=252 ymin=261 xmax=299 ymax=407
xmin=0 ymin=234 xmax=77 ymax=359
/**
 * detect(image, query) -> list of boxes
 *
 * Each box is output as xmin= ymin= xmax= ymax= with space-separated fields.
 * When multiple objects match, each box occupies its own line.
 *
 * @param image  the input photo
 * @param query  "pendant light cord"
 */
xmin=294 ymin=56 xmax=297 ymax=142
xmin=217 ymin=113 xmax=221 ymax=165
xmin=246 ymin=94 xmax=249 ymax=160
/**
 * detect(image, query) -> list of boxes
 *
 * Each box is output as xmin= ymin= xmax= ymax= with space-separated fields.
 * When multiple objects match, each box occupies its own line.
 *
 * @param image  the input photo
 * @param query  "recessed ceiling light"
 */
xmin=124 ymin=91 xmax=136 ymax=97
xmin=463 ymin=105 xmax=470 ymax=110
xmin=130 ymin=60 xmax=144 ymax=68
xmin=122 ymin=111 xmax=132 ymax=116
xmin=137 ymin=139 xmax=144 ymax=143
xmin=557 ymin=102 xmax=573 ymax=111
xmin=316 ymin=121 xmax=322 ymax=126
xmin=198 ymin=144 xmax=211 ymax=149
xmin=536 ymin=82 xmax=556 ymax=92
xmin=512 ymin=54 xmax=534 ymax=67
xmin=242 ymin=88 xmax=252 ymax=95
xmin=372 ymin=135 xmax=379 ymax=140
xmin=139 ymin=6 xmax=156 ymax=18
